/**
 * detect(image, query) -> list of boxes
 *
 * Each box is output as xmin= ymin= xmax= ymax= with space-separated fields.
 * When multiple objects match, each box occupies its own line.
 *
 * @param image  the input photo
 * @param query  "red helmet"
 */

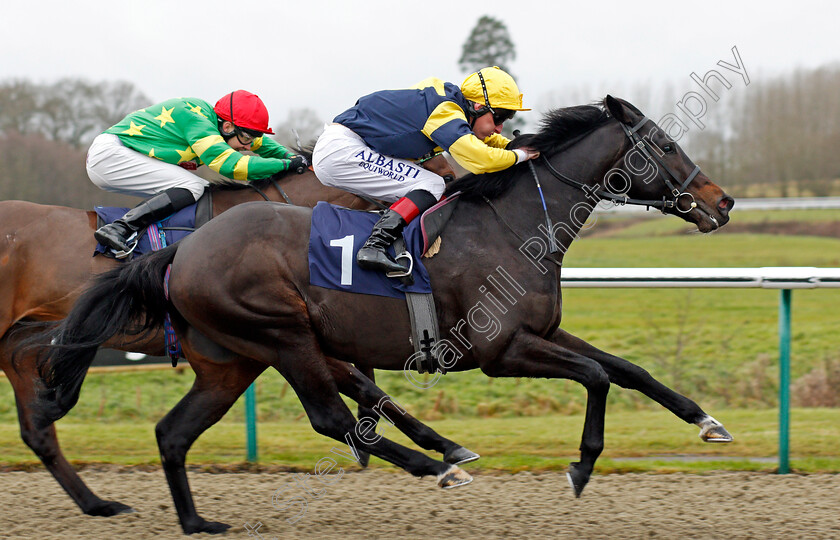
xmin=213 ymin=90 xmax=275 ymax=135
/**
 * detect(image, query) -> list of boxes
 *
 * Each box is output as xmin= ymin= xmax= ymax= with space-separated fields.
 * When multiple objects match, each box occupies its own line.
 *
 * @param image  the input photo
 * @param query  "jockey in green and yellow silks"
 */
xmin=89 ymin=90 xmax=306 ymax=257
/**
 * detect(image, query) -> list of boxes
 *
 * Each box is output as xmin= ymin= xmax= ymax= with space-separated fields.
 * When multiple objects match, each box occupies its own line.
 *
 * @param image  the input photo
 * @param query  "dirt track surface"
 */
xmin=0 ymin=468 xmax=838 ymax=539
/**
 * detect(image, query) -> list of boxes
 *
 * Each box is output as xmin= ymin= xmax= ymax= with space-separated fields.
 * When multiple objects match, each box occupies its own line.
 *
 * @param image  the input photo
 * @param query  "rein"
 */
xmin=539 ymin=116 xmax=701 ymax=213
xmin=482 ymin=195 xmax=563 ymax=268
xmin=268 ymin=178 xmax=292 ymax=204
xmin=483 ymin=113 xmax=703 ymax=266
xmin=244 ymin=182 xmax=273 ymax=202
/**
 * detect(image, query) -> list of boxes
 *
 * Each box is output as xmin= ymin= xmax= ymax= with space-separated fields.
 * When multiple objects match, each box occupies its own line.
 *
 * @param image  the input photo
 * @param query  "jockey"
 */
xmin=312 ymin=66 xmax=538 ymax=275
xmin=88 ymin=90 xmax=306 ymax=256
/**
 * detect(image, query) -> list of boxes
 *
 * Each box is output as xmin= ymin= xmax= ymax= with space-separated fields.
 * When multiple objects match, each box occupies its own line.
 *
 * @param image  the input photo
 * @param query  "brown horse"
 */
xmin=31 ymin=97 xmax=735 ymax=534
xmin=0 ymin=169 xmax=384 ymax=516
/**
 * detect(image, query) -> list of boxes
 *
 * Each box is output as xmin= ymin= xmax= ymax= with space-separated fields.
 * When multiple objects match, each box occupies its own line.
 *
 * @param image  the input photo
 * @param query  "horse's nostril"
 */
xmin=719 ymin=197 xmax=734 ymax=213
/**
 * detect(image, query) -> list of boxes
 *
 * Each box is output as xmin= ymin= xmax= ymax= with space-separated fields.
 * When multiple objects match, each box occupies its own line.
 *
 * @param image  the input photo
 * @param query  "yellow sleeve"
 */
xmin=483 ymin=133 xmax=512 ymax=149
xmin=448 ymin=134 xmax=517 ymax=174
xmin=421 ymin=101 xmax=518 ymax=175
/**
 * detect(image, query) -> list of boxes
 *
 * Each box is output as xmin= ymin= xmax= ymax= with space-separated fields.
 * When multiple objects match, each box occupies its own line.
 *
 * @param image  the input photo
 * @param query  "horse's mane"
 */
xmin=445 ymin=101 xmax=614 ymax=200
xmin=208 ymin=144 xmax=315 ymax=193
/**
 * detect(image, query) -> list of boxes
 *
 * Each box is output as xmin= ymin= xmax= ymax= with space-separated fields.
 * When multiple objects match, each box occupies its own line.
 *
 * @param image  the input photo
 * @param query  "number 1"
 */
xmin=329 ymin=234 xmax=355 ymax=285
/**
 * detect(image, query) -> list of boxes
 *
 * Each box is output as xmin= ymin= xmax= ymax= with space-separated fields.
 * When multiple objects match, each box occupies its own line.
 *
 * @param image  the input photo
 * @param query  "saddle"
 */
xmin=93 ymin=191 xmax=213 ymax=259
xmin=419 ymin=193 xmax=459 ymax=255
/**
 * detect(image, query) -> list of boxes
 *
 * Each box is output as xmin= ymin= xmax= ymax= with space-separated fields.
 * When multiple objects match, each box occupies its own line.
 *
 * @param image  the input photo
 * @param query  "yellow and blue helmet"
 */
xmin=461 ymin=66 xmax=530 ymax=112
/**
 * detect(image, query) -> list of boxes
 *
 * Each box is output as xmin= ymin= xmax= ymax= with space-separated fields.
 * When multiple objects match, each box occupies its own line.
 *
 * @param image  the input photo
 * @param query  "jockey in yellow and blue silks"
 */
xmin=88 ymin=90 xmax=305 ymax=256
xmin=312 ymin=66 xmax=539 ymax=275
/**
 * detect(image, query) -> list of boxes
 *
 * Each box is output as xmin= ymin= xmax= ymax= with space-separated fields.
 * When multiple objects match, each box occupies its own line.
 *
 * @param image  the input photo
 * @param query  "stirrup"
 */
xmin=385 ymin=251 xmax=414 ymax=278
xmin=111 ymin=233 xmax=139 ymax=260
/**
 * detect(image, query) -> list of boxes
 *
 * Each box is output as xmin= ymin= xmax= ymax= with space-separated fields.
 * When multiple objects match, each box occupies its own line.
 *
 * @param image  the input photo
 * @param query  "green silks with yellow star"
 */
xmin=105 ymin=97 xmax=296 ymax=181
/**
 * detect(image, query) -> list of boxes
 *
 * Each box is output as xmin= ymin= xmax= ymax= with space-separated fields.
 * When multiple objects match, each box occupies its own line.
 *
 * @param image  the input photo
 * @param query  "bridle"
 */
xmin=540 ymin=115 xmax=702 ymax=214
xmin=484 ymin=111 xmax=705 ymax=265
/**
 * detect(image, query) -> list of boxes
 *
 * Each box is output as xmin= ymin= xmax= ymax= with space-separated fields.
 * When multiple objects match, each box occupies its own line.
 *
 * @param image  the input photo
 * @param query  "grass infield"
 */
xmin=0 ymin=409 xmax=838 ymax=474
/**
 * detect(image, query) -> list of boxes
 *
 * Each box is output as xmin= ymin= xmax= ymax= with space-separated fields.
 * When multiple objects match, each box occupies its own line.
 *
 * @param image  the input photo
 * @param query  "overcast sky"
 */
xmin=3 ymin=1 xmax=839 ymax=132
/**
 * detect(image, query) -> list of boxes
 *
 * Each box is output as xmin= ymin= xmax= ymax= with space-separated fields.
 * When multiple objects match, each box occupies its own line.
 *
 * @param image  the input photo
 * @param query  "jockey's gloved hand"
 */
xmin=513 ymin=148 xmax=540 ymax=164
xmin=289 ymin=155 xmax=309 ymax=174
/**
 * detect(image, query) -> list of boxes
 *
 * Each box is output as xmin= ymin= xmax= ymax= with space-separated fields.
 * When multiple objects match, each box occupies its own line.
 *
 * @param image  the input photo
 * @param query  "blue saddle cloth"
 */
xmin=93 ymin=204 xmax=200 ymax=361
xmin=94 ymin=203 xmax=198 ymax=258
xmin=309 ymin=201 xmax=432 ymax=299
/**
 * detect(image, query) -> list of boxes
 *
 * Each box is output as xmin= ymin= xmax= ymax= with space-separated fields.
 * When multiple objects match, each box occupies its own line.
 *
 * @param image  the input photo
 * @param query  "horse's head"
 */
xmin=604 ymin=95 xmax=734 ymax=232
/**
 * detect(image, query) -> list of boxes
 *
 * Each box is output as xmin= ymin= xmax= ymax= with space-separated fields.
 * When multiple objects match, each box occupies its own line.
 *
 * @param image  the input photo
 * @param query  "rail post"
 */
xmin=245 ymin=383 xmax=258 ymax=462
xmin=778 ymin=289 xmax=792 ymax=474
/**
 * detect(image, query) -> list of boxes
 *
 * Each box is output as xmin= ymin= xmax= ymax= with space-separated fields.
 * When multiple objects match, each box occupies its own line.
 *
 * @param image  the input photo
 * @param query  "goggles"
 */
xmin=491 ymin=109 xmax=516 ymax=126
xmin=232 ymin=125 xmax=262 ymax=145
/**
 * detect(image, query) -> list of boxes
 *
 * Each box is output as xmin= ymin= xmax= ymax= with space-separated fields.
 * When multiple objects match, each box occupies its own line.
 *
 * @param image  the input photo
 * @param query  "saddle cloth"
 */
xmin=308 ymin=196 xmax=459 ymax=299
xmin=92 ymin=192 xmax=212 ymax=259
xmin=309 ymin=202 xmax=431 ymax=299
xmin=93 ymin=193 xmax=214 ymax=362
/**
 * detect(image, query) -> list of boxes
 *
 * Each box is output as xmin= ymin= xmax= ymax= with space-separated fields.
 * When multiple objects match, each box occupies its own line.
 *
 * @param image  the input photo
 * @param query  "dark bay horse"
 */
xmin=0 ymin=169 xmax=380 ymax=516
xmin=30 ymin=96 xmax=735 ymax=534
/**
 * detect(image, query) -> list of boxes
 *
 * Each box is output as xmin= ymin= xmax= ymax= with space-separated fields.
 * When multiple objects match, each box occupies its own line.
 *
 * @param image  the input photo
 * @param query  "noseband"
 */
xmin=540 ymin=115 xmax=702 ymax=213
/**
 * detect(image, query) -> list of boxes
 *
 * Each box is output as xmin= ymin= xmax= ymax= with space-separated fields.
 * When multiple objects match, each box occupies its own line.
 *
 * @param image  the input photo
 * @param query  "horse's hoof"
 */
xmin=358 ymin=450 xmax=371 ymax=468
xmin=566 ymin=462 xmax=590 ymax=498
xmin=437 ymin=465 xmax=473 ymax=489
xmin=183 ymin=519 xmax=231 ymax=535
xmin=698 ymin=416 xmax=733 ymax=443
xmin=444 ymin=446 xmax=480 ymax=465
xmin=85 ymin=500 xmax=135 ymax=517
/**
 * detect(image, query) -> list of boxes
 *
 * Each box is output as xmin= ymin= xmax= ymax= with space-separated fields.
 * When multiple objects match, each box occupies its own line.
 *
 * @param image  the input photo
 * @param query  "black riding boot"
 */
xmin=356 ymin=209 xmax=409 ymax=274
xmin=94 ymin=188 xmax=195 ymax=255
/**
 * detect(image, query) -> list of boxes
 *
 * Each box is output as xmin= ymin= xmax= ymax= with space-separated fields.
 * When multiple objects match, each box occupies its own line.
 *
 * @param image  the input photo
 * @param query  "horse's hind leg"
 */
xmin=276 ymin=337 xmax=471 ymax=487
xmin=353 ymin=364 xmax=377 ymax=467
xmin=1 ymin=340 xmax=133 ymax=516
xmin=329 ymin=359 xmax=479 ymax=464
xmin=155 ymin=353 xmax=266 ymax=535
xmin=550 ymin=328 xmax=732 ymax=442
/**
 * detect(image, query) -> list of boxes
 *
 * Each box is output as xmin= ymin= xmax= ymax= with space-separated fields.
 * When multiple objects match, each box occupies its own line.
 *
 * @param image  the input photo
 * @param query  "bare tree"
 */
xmin=0 ymin=77 xmax=149 ymax=204
xmin=0 ymin=77 xmax=150 ymax=148
xmin=0 ymin=130 xmax=133 ymax=207
xmin=0 ymin=79 xmax=40 ymax=135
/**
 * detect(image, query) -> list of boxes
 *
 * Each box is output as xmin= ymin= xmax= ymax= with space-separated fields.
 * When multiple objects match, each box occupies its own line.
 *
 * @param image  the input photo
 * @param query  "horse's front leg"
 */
xmin=481 ymin=331 xmax=610 ymax=497
xmin=550 ymin=327 xmax=732 ymax=443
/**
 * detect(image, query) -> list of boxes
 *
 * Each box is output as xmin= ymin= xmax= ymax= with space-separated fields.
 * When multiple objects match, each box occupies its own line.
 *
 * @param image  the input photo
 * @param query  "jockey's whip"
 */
xmin=291 ymin=128 xmax=308 ymax=174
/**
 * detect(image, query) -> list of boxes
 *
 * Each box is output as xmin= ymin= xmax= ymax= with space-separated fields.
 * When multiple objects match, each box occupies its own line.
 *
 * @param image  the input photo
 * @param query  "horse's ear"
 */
xmin=605 ymin=95 xmax=634 ymax=125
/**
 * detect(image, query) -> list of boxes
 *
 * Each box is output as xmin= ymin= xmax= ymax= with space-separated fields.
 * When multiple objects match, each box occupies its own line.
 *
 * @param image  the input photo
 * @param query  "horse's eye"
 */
xmin=662 ymin=144 xmax=674 ymax=153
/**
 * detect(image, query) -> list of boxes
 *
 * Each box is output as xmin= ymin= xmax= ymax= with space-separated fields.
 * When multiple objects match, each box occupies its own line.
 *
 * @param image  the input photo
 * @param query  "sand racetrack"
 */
xmin=0 ymin=468 xmax=837 ymax=539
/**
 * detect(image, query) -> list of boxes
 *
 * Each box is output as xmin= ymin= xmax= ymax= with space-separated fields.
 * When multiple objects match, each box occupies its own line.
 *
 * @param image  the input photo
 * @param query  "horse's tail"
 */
xmin=24 ymin=243 xmax=181 ymax=426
